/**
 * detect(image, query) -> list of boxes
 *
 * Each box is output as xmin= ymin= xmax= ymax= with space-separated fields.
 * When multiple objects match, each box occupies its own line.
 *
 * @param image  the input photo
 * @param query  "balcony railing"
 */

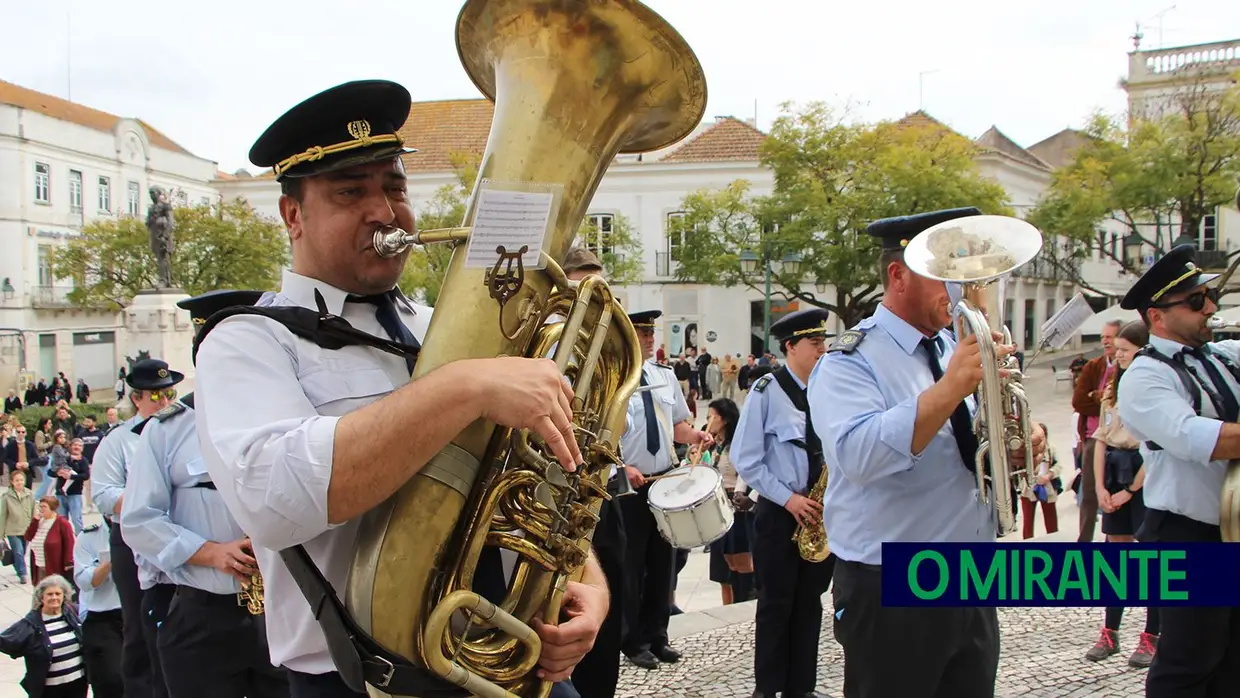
xmin=1010 ymin=253 xmax=1080 ymax=282
xmin=31 ymin=285 xmax=75 ymax=308
xmin=1197 ymin=249 xmax=1230 ymax=271
xmin=656 ymin=251 xmax=673 ymax=278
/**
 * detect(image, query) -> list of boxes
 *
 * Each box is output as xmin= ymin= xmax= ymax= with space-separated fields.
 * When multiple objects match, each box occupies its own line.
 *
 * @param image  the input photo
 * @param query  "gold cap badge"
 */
xmin=157 ymin=368 xmax=169 ymax=378
xmin=347 ymin=120 xmax=372 ymax=141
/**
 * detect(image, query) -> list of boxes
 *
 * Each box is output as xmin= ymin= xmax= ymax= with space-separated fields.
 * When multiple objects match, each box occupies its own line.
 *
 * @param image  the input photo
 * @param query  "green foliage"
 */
xmin=398 ymin=152 xmax=644 ymax=303
xmin=671 ymin=102 xmax=1012 ymax=327
xmin=53 ymin=199 xmax=288 ymax=309
xmin=1027 ymin=78 xmax=1240 ymax=290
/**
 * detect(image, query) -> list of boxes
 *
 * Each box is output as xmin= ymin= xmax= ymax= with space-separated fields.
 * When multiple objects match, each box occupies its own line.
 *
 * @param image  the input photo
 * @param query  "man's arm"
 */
xmin=72 ymin=533 xmax=110 ymax=590
xmin=120 ymin=421 xmax=209 ymax=582
xmin=1072 ymin=358 xmax=1103 ymax=417
xmin=90 ymin=427 xmax=129 ymax=517
xmin=730 ymin=387 xmax=795 ymax=506
xmin=196 ymin=316 xmax=578 ymax=550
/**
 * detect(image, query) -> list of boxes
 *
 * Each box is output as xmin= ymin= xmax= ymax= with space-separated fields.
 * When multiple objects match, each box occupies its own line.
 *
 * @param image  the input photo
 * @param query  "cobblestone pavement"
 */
xmin=617 ymin=602 xmax=1151 ymax=697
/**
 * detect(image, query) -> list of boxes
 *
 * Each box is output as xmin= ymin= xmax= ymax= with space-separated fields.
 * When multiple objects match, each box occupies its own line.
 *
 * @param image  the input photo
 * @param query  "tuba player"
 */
xmin=193 ymin=80 xmax=607 ymax=698
xmin=731 ymin=307 xmax=835 ymax=698
xmin=808 ymin=208 xmax=1045 ymax=698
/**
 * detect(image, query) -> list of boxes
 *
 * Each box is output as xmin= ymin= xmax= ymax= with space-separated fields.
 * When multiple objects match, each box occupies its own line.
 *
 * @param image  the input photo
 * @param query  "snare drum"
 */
xmin=646 ymin=466 xmax=734 ymax=549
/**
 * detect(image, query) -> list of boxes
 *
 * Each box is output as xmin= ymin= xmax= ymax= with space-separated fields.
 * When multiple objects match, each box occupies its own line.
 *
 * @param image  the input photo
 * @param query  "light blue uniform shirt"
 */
xmin=1117 ymin=334 xmax=1240 ymax=527
xmin=807 ymin=304 xmax=993 ymax=566
xmin=620 ymin=361 xmax=690 ymax=475
xmin=89 ymin=414 xmax=142 ymax=521
xmin=73 ymin=523 xmax=121 ymax=620
xmin=122 ymin=400 xmax=248 ymax=595
xmin=730 ymin=369 xmax=811 ymax=508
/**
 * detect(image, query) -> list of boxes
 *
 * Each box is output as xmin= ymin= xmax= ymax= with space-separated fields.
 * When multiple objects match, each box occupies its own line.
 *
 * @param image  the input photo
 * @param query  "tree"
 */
xmin=54 ymin=199 xmax=288 ymax=309
xmin=1027 ymin=77 xmax=1240 ymax=295
xmin=671 ymin=101 xmax=1013 ymax=329
xmin=399 ymin=153 xmax=643 ymax=305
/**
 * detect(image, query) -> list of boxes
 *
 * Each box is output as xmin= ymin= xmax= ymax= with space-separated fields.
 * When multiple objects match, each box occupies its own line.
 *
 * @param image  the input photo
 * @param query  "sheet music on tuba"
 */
xmin=463 ymin=179 xmax=562 ymax=270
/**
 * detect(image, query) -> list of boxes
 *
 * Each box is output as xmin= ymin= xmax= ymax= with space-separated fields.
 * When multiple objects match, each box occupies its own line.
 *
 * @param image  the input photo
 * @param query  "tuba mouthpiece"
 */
xmin=372 ymin=226 xmax=415 ymax=258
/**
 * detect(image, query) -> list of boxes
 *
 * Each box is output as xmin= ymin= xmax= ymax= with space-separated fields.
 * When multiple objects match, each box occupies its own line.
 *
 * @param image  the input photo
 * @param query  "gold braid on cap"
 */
xmin=1150 ymin=265 xmax=1201 ymax=303
xmin=273 ymin=120 xmax=402 ymax=176
xmin=790 ymin=322 xmax=829 ymax=338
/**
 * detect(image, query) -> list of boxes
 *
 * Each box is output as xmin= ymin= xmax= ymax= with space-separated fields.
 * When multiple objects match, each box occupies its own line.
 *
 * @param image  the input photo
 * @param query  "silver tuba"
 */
xmin=903 ymin=214 xmax=1044 ymax=536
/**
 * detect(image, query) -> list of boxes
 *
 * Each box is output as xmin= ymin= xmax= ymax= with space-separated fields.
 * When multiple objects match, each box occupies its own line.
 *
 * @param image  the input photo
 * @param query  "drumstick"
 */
xmin=644 ymin=469 xmax=692 ymax=482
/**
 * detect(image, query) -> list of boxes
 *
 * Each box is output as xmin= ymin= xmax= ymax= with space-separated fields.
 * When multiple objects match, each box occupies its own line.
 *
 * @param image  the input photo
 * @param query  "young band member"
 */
xmin=91 ymin=358 xmax=184 ymax=698
xmin=809 ymin=208 xmax=1045 ymax=698
xmin=73 ymin=521 xmax=124 ymax=698
xmin=193 ymin=80 xmax=606 ymax=698
xmin=1116 ymin=243 xmax=1240 ymax=696
xmin=731 ymin=308 xmax=835 ymax=698
xmin=122 ymin=290 xmax=288 ymax=698
xmin=617 ymin=310 xmax=712 ymax=671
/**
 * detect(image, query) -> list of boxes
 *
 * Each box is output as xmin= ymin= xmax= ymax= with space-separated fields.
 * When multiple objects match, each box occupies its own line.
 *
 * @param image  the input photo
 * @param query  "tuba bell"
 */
xmin=350 ymin=1 xmax=706 ymax=697
xmin=902 ymin=214 xmax=1044 ymax=536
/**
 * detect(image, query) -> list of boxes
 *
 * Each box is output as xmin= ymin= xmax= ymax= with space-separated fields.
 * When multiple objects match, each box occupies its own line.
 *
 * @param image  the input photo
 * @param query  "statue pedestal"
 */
xmin=124 ymin=289 xmax=196 ymax=391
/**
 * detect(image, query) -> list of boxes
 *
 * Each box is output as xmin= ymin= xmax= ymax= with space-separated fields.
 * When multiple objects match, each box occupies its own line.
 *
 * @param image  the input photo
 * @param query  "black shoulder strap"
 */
xmin=191 ymin=291 xmax=421 ymax=367
xmin=1134 ymin=346 xmax=1208 ymax=451
xmin=770 ymin=366 xmax=825 ymax=486
xmin=276 ymin=546 xmax=466 ymax=696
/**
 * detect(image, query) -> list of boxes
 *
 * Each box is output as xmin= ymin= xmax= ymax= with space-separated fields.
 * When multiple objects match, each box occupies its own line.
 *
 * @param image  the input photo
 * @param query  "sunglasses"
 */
xmin=147 ymin=389 xmax=178 ymax=401
xmin=1154 ymin=287 xmax=1218 ymax=313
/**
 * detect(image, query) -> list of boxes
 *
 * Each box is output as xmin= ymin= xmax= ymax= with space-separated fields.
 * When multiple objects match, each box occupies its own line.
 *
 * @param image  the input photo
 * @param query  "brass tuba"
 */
xmin=792 ymin=466 xmax=830 ymax=562
xmin=350 ymin=2 xmax=706 ymax=697
xmin=902 ymin=215 xmax=1044 ymax=536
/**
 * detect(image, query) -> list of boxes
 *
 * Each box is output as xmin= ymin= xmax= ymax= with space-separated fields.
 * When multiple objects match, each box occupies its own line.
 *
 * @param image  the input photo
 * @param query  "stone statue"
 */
xmin=146 ymin=186 xmax=175 ymax=289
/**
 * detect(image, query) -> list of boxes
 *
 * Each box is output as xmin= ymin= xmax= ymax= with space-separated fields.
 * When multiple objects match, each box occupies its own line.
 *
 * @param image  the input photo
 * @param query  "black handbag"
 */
xmin=1105 ymin=448 xmax=1142 ymax=492
xmin=1 ymin=540 xmax=12 ymax=567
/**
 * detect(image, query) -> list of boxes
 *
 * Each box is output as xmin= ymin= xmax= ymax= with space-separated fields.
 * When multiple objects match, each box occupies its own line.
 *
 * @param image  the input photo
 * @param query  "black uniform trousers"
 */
xmin=157 ymin=586 xmax=289 ymax=698
xmin=81 ymin=608 xmax=125 ymax=698
xmin=109 ymin=519 xmax=169 ymax=698
xmin=831 ymin=559 xmax=999 ymax=698
xmin=1141 ymin=509 xmax=1240 ymax=698
xmin=572 ymin=497 xmax=627 ymax=698
xmin=751 ymin=498 xmax=835 ymax=696
xmin=617 ymin=479 xmax=674 ymax=656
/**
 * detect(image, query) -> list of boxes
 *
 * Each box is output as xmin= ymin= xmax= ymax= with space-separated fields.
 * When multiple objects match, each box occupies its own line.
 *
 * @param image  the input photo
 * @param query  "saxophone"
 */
xmin=239 ymin=571 xmax=264 ymax=616
xmin=792 ymin=466 xmax=831 ymax=562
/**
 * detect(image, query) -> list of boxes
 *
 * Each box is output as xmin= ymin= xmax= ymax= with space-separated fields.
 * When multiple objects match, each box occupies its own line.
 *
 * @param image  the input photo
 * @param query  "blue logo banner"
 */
xmin=880 ymin=542 xmax=1240 ymax=607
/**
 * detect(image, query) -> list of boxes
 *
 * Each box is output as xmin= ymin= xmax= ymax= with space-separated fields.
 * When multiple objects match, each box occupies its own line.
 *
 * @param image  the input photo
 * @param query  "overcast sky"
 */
xmin=4 ymin=0 xmax=1233 ymax=174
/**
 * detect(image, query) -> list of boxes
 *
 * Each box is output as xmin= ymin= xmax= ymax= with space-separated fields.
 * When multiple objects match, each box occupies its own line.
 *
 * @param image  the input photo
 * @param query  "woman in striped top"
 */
xmin=0 ymin=574 xmax=87 ymax=697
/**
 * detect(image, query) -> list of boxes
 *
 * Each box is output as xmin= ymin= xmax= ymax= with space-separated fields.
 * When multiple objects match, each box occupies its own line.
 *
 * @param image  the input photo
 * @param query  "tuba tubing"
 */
xmin=903 ymin=214 xmax=1044 ymax=537
xmin=346 ymin=1 xmax=707 ymax=697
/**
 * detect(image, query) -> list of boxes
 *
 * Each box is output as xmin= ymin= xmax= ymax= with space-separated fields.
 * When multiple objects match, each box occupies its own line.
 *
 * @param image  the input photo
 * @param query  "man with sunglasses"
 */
xmin=1117 ymin=243 xmax=1240 ymax=696
xmin=91 ymin=357 xmax=184 ymax=698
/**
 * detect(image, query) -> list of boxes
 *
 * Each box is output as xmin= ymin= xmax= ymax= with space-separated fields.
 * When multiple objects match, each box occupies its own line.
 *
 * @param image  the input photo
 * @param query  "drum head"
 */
xmin=648 ymin=466 xmax=721 ymax=510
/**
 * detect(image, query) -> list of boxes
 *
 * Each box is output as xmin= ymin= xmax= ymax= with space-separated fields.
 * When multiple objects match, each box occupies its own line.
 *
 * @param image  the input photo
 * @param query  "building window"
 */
xmin=37 ymin=245 xmax=54 ymax=287
xmin=1045 ymin=298 xmax=1056 ymax=324
xmin=127 ymin=181 xmax=141 ymax=216
xmin=35 ymin=163 xmax=51 ymax=203
xmin=1024 ymin=299 xmax=1036 ymax=350
xmin=667 ymin=211 xmax=688 ymax=261
xmin=98 ymin=176 xmax=111 ymax=212
xmin=582 ymin=213 xmax=615 ymax=255
xmin=199 ymin=196 xmax=211 ymax=208
xmin=1201 ymin=212 xmax=1218 ymax=251
xmin=68 ymin=170 xmax=83 ymax=211
xmin=175 ymin=190 xmax=188 ymax=207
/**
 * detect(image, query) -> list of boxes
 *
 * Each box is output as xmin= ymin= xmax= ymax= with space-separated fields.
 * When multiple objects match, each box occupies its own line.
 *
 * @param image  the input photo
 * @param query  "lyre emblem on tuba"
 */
xmin=352 ymin=1 xmax=707 ymax=697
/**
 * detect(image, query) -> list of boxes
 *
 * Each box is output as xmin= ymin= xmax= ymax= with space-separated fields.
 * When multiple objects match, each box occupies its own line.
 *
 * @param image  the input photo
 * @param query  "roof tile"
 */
xmin=660 ymin=117 xmax=766 ymax=163
xmin=0 ymin=79 xmax=192 ymax=155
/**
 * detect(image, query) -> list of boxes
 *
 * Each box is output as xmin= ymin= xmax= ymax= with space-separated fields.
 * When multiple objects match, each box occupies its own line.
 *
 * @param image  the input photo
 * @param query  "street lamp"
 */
xmin=1122 ymin=235 xmax=1144 ymax=269
xmin=1 ymin=278 xmax=13 ymax=301
xmin=740 ymin=246 xmax=803 ymax=355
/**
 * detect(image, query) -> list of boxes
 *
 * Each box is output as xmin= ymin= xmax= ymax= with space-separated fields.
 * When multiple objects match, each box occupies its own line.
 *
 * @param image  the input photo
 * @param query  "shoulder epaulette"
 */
xmin=752 ymin=374 xmax=773 ymax=393
xmin=828 ymin=330 xmax=867 ymax=354
xmin=131 ymin=418 xmax=151 ymax=435
xmin=153 ymin=402 xmax=187 ymax=422
xmin=82 ymin=523 xmax=101 ymax=533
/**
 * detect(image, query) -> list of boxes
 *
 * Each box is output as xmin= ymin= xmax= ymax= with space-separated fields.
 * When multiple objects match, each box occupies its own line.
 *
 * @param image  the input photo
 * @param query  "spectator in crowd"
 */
xmin=1 ymin=470 xmax=36 ymax=584
xmin=24 ymin=497 xmax=75 ymax=585
xmin=0 ymin=574 xmax=87 ymax=698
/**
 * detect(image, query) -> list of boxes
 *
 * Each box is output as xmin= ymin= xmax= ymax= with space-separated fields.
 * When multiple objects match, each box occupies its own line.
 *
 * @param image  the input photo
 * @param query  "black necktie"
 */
xmin=640 ymin=371 xmax=660 ymax=456
xmin=1186 ymin=347 xmax=1240 ymax=422
xmin=921 ymin=337 xmax=979 ymax=474
xmin=346 ymin=292 xmax=417 ymax=375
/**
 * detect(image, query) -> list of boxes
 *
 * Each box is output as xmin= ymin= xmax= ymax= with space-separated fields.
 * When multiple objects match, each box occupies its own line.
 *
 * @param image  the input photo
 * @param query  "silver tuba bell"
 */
xmin=903 ymin=214 xmax=1044 ymax=536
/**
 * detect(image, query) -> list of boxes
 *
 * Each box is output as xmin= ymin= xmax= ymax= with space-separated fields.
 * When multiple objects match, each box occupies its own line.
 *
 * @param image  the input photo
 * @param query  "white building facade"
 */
xmin=0 ymin=79 xmax=220 ymax=394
